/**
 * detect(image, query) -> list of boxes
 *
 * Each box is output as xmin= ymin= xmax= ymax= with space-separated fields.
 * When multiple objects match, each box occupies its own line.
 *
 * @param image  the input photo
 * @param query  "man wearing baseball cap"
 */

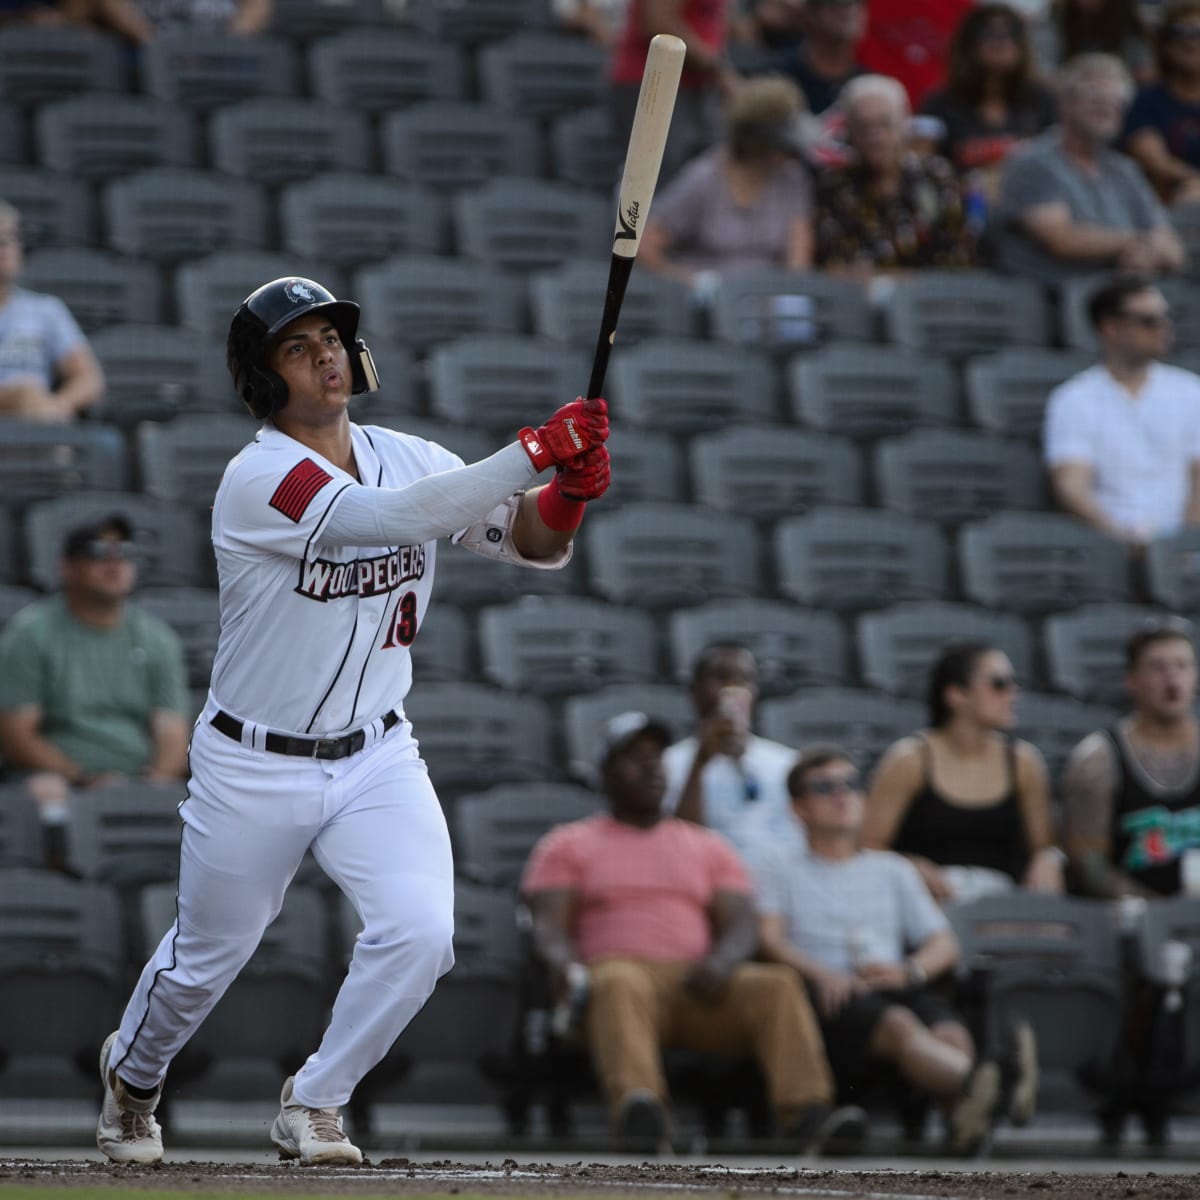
xmin=521 ymin=710 xmax=866 ymax=1154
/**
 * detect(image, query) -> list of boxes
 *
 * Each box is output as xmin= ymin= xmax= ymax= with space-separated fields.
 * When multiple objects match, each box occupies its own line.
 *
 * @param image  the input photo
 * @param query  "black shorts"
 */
xmin=809 ymin=984 xmax=963 ymax=1087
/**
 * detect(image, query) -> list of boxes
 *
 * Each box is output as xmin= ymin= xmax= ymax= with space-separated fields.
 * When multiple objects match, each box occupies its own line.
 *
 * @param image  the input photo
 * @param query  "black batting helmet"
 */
xmin=226 ymin=276 xmax=380 ymax=420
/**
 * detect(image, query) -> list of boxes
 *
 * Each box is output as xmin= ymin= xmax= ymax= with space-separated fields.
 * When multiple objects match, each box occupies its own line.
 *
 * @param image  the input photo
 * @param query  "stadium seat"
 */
xmin=708 ymin=269 xmax=874 ymax=351
xmin=0 ymin=26 xmax=126 ymax=106
xmin=787 ymin=343 xmax=958 ymax=440
xmin=427 ymin=335 xmax=590 ymax=433
xmin=380 ymin=102 xmax=543 ymax=191
xmin=409 ymin=602 xmax=472 ymax=683
xmin=773 ymin=506 xmax=950 ymax=611
xmin=452 ymin=177 xmax=610 ymax=274
xmin=22 ymin=248 xmax=162 ymax=333
xmin=477 ymin=32 xmax=605 ymax=120
xmin=0 ymin=101 xmax=25 ymax=163
xmin=1145 ymin=528 xmax=1200 ymax=611
xmin=964 ymin=347 xmax=1092 ymax=442
xmin=0 ymin=421 xmax=125 ymax=508
xmin=374 ymin=417 xmax=496 ymax=469
xmin=136 ymin=414 xmax=253 ymax=512
xmin=757 ymin=687 xmax=924 ymax=775
xmin=1 ymin=167 xmax=93 ymax=251
xmin=667 ymin=598 xmax=849 ymax=695
xmin=857 ymin=601 xmax=1036 ymax=698
xmin=139 ymin=32 xmax=299 ymax=109
xmin=477 ymin=595 xmax=659 ymax=695
xmin=1044 ymin=604 xmax=1183 ymax=705
xmin=689 ymin=425 xmax=864 ymax=521
xmin=307 ymin=29 xmax=466 ymax=112
xmin=607 ymin=337 xmax=779 ymax=431
xmin=958 ymin=512 xmax=1131 ymax=614
xmin=874 ymin=429 xmax=1044 ymax=526
xmin=103 ymin=168 xmax=269 ymax=265
xmin=90 ymin=323 xmax=233 ymax=425
xmin=346 ymin=346 xmax=422 ymax=425
xmin=0 ymin=783 xmax=42 ymax=869
xmin=584 ymin=502 xmax=762 ymax=608
xmin=549 ymin=104 xmax=621 ymax=191
xmin=1061 ymin=274 xmax=1200 ymax=353
xmin=270 ymin=0 xmax=387 ymax=39
xmin=529 ymin=260 xmax=693 ymax=348
xmin=66 ymin=781 xmax=185 ymax=890
xmin=353 ymin=256 xmax=523 ymax=352
xmin=1010 ymin=691 xmax=1118 ymax=787
xmin=591 ymin=426 xmax=686 ymax=507
xmin=405 ymin=0 xmax=551 ymax=42
xmin=209 ymin=98 xmax=371 ymax=186
xmin=137 ymin=587 xmax=221 ymax=690
xmin=35 ymin=93 xmax=196 ymax=179
xmin=432 ymin=536 xmax=587 ymax=608
xmin=883 ymin=271 xmax=1050 ymax=358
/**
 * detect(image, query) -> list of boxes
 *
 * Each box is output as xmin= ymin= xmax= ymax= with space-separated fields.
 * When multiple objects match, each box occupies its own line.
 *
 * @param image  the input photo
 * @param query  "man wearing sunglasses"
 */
xmin=1044 ymin=272 xmax=1200 ymax=554
xmin=0 ymin=514 xmax=190 ymax=867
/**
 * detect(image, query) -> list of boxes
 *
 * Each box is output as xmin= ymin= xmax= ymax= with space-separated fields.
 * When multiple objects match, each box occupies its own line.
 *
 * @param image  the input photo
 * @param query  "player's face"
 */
xmin=958 ymin=650 xmax=1020 ymax=731
xmin=793 ymin=760 xmax=863 ymax=837
xmin=1127 ymin=637 xmax=1198 ymax=723
xmin=693 ymin=647 xmax=759 ymax=719
xmin=605 ymin=734 xmax=668 ymax=817
xmin=267 ymin=313 xmax=352 ymax=425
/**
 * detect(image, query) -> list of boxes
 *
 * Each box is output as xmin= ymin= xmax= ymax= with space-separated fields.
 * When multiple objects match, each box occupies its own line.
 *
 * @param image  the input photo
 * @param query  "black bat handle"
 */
xmin=586 ymin=253 xmax=636 ymax=401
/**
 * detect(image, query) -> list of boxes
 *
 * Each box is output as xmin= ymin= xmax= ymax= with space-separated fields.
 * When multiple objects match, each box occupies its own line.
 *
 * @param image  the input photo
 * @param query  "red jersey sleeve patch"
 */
xmin=269 ymin=458 xmax=333 ymax=523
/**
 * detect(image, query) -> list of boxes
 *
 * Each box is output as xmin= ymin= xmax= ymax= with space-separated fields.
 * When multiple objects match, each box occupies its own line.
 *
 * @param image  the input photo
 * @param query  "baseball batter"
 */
xmin=96 ymin=277 xmax=611 ymax=1166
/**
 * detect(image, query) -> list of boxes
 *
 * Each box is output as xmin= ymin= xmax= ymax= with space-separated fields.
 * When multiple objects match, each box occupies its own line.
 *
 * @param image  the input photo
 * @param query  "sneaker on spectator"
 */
xmin=948 ymin=1059 xmax=1001 ymax=1154
xmin=96 ymin=1031 xmax=163 ymax=1164
xmin=614 ymin=1088 xmax=670 ymax=1153
xmin=782 ymin=1102 xmax=870 ymax=1156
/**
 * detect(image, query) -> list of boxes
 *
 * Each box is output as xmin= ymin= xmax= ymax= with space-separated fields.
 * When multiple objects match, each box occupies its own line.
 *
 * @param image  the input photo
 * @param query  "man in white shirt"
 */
xmin=1043 ymin=273 xmax=1200 ymax=553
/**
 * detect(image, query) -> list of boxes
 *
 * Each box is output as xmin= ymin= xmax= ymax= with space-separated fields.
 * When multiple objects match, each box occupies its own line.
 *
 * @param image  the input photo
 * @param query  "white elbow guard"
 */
xmin=452 ymin=493 xmax=572 ymax=570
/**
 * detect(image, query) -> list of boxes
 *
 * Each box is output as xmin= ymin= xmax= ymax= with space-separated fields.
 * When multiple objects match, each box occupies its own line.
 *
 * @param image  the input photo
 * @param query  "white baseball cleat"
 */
xmin=270 ymin=1076 xmax=363 ymax=1165
xmin=96 ymin=1031 xmax=164 ymax=1164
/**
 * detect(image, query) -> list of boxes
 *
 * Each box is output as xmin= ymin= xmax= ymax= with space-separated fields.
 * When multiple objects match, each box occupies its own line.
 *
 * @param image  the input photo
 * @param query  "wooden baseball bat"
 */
xmin=585 ymin=33 xmax=686 ymax=401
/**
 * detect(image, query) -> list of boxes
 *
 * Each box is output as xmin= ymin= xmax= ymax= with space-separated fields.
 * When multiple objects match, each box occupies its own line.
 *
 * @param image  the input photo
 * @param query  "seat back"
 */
xmin=0 ymin=26 xmax=126 ymax=106
xmin=1009 ymin=691 xmax=1119 ymax=788
xmin=67 ymin=782 xmax=185 ymax=887
xmin=477 ymin=32 xmax=605 ymax=120
xmin=0 ymin=422 xmax=125 ymax=507
xmin=409 ymin=602 xmax=472 ymax=683
xmin=22 ymin=248 xmax=162 ymax=333
xmin=550 ymin=103 xmax=622 ymax=190
xmin=405 ymin=0 xmax=551 ymax=42
xmin=136 ymin=414 xmax=251 ymax=512
xmin=137 ymin=587 xmax=221 ymax=689
xmin=2 ymin=167 xmax=94 ymax=251
xmin=964 ymin=347 xmax=1091 ymax=442
xmin=1145 ymin=528 xmax=1200 ymax=610
xmin=307 ymin=29 xmax=466 ymax=112
xmin=0 ymin=784 xmax=43 ymax=869
xmin=140 ymin=32 xmax=299 ymax=109
xmin=591 ymin=426 xmax=686 ymax=507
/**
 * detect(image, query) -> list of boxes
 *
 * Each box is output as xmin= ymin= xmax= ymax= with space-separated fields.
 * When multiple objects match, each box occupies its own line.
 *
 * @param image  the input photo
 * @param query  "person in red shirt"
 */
xmin=521 ymin=711 xmax=867 ymax=1154
xmin=857 ymin=0 xmax=973 ymax=108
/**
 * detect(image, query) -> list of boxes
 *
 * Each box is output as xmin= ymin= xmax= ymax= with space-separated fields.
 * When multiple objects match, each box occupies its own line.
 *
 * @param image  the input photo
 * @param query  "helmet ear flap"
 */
xmin=243 ymin=365 xmax=288 ymax=419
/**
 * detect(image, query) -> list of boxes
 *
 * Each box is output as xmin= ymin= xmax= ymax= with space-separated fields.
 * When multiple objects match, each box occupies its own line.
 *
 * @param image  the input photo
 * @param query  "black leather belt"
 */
xmin=210 ymin=709 xmax=400 ymax=759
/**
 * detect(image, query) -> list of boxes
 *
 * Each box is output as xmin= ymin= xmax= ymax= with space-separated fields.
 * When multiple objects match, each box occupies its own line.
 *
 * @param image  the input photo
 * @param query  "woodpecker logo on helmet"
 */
xmin=284 ymin=279 xmax=317 ymax=305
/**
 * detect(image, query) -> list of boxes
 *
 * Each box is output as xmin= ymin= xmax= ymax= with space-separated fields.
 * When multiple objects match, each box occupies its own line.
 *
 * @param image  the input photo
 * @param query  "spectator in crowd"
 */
xmin=87 ymin=0 xmax=270 ymax=44
xmin=814 ymin=74 xmax=974 ymax=275
xmin=0 ymin=200 xmax=104 ymax=422
xmin=730 ymin=0 xmax=806 ymax=54
xmin=1050 ymin=0 xmax=1154 ymax=84
xmin=767 ymin=0 xmax=867 ymax=115
xmin=754 ymin=745 xmax=1034 ymax=1150
xmin=611 ymin=0 xmax=739 ymax=186
xmin=857 ymin=0 xmax=974 ymax=108
xmin=1063 ymin=619 xmax=1200 ymax=898
xmin=553 ymin=0 xmax=630 ymax=45
xmin=919 ymin=4 xmax=1057 ymax=206
xmin=1044 ymin=274 xmax=1200 ymax=553
xmin=863 ymin=642 xmax=1065 ymax=905
xmin=0 ymin=515 xmax=190 ymax=869
xmin=995 ymin=54 xmax=1185 ymax=285
xmin=661 ymin=642 xmax=802 ymax=859
xmin=638 ymin=75 xmax=814 ymax=289
xmin=522 ymin=712 xmax=867 ymax=1153
xmin=1124 ymin=1 xmax=1200 ymax=205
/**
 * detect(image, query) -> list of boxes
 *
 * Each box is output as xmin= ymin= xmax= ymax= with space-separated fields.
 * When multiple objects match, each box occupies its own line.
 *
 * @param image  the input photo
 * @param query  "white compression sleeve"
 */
xmin=320 ymin=441 xmax=540 ymax=547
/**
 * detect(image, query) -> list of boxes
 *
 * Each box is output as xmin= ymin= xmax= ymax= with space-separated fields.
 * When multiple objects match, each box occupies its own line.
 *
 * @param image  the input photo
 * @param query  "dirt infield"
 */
xmin=0 ymin=1159 xmax=1196 ymax=1199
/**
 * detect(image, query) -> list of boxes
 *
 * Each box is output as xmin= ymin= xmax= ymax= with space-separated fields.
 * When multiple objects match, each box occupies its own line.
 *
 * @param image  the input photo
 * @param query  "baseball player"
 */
xmin=96 ymin=277 xmax=611 ymax=1166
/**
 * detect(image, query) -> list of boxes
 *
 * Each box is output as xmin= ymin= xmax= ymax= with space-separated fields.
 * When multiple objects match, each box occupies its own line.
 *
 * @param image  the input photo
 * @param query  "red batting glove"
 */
xmin=518 ymin=397 xmax=609 ymax=472
xmin=536 ymin=446 xmax=611 ymax=532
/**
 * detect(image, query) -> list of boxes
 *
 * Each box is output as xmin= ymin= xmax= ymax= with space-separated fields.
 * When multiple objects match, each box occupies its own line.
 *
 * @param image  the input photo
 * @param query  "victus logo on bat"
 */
xmin=615 ymin=199 xmax=640 ymax=241
xmin=295 ymin=545 xmax=427 ymax=602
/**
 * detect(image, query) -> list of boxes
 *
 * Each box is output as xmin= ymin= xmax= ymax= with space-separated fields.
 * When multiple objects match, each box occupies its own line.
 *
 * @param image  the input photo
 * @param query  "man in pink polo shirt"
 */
xmin=521 ymin=710 xmax=866 ymax=1153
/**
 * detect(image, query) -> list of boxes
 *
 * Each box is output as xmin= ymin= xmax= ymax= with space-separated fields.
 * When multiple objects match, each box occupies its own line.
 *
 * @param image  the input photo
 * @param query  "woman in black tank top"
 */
xmin=862 ymin=641 xmax=1065 ymax=903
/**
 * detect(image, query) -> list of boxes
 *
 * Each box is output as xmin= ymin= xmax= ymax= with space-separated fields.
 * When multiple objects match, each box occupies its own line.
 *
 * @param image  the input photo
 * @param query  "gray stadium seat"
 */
xmin=757 ymin=687 xmax=924 ymax=774
xmin=774 ymin=506 xmax=950 ymax=612
xmin=427 ymin=336 xmax=590 ymax=433
xmin=23 ymin=491 xmax=206 ymax=591
xmin=1061 ymin=274 xmax=1200 ymax=353
xmin=0 ymin=422 xmax=125 ymax=507
xmin=432 ymin=535 xmax=587 ymax=609
xmin=380 ymin=102 xmax=542 ymax=190
xmin=874 ymin=429 xmax=1045 ymax=525
xmin=451 ymin=177 xmax=610 ymax=274
xmin=35 ymin=93 xmax=196 ymax=179
xmin=477 ymin=32 xmax=605 ymax=120
xmin=22 ymin=248 xmax=162 ymax=333
xmin=136 ymin=414 xmax=254 ymax=512
xmin=353 ymin=256 xmax=523 ymax=352
xmin=857 ymin=601 xmax=1036 ymax=698
xmin=0 ymin=783 xmax=41 ymax=868
xmin=270 ymin=0 xmax=386 ymax=38
xmin=788 ymin=343 xmax=958 ymax=440
xmin=709 ymin=269 xmax=874 ymax=351
xmin=478 ymin=595 xmax=659 ymax=695
xmin=209 ymin=98 xmax=371 ymax=186
xmin=668 ymin=599 xmax=849 ymax=696
xmin=689 ymin=425 xmax=864 ymax=521
xmin=591 ymin=426 xmax=686 ymax=508
xmin=409 ymin=602 xmax=472 ymax=683
xmin=137 ymin=587 xmax=221 ymax=689
xmin=1146 ymin=528 xmax=1200 ymax=611
xmin=103 ymin=168 xmax=269 ymax=265
xmin=1044 ymin=604 xmax=1184 ymax=705
xmin=0 ymin=26 xmax=126 ymax=106
xmin=345 ymin=346 xmax=421 ymax=425
xmin=884 ymin=271 xmax=1051 ymax=358
xmin=607 ymin=337 xmax=779 ymax=431
xmin=964 ymin=347 xmax=1093 ymax=442
xmin=549 ymin=104 xmax=621 ymax=190
xmin=307 ymin=29 xmax=465 ymax=111
xmin=90 ymin=323 xmax=233 ymax=425
xmin=1 ymin=168 xmax=94 ymax=251
xmin=1010 ymin=691 xmax=1118 ymax=787
xmin=140 ymin=32 xmax=299 ymax=109
xmin=0 ymin=101 xmax=25 ymax=164
xmin=66 ymin=781 xmax=185 ymax=888
xmin=958 ymin=512 xmax=1131 ymax=615
xmin=405 ymin=0 xmax=551 ymax=42
xmin=280 ymin=175 xmax=446 ymax=269
xmin=529 ymin=260 xmax=693 ymax=348
xmin=584 ymin=502 xmax=762 ymax=608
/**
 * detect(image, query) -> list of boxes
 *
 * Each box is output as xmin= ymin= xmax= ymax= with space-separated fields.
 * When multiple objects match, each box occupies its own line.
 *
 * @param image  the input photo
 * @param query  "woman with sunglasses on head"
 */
xmin=1124 ymin=1 xmax=1200 ymax=204
xmin=862 ymin=643 xmax=1065 ymax=905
